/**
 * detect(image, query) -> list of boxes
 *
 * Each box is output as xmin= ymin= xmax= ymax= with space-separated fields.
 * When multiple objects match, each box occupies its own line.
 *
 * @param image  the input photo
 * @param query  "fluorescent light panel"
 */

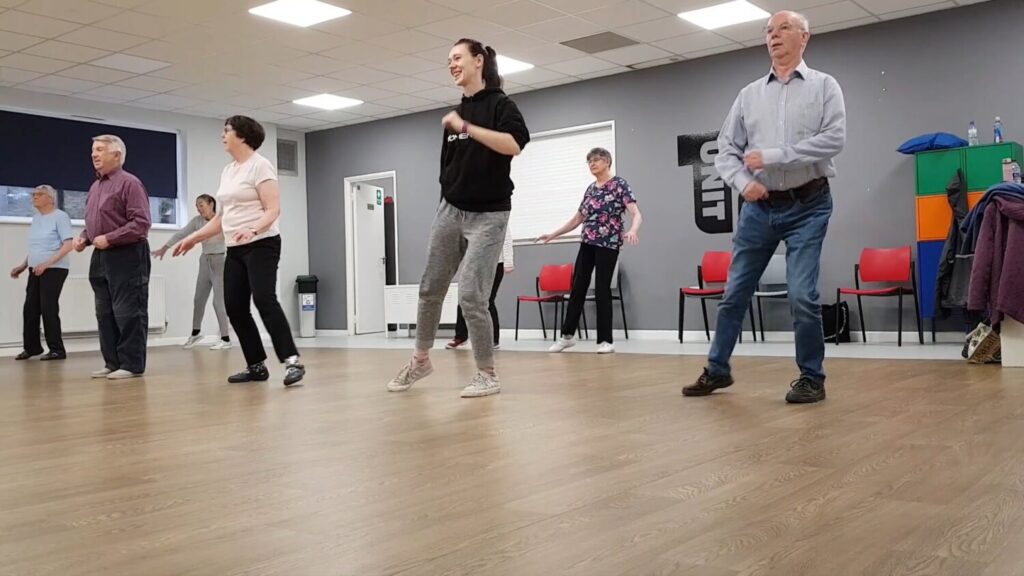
xmin=249 ymin=0 xmax=351 ymax=28
xmin=678 ymin=0 xmax=770 ymax=30
xmin=496 ymin=55 xmax=534 ymax=75
xmin=293 ymin=93 xmax=363 ymax=110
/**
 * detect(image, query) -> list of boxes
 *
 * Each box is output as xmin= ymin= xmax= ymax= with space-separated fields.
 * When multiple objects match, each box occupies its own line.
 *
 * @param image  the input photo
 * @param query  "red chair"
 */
xmin=516 ymin=264 xmax=573 ymax=341
xmin=678 ymin=251 xmax=757 ymax=343
xmin=835 ymin=246 xmax=922 ymax=347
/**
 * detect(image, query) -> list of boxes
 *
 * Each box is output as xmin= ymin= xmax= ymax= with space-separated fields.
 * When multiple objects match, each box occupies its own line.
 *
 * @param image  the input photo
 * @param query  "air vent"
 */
xmin=560 ymin=32 xmax=638 ymax=54
xmin=277 ymin=139 xmax=298 ymax=176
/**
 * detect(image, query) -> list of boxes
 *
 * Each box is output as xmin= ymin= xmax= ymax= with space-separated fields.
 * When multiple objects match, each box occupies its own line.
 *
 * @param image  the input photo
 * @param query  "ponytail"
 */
xmin=455 ymin=38 xmax=503 ymax=89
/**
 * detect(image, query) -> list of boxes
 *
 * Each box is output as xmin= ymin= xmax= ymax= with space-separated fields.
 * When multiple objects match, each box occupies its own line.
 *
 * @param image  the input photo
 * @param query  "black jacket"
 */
xmin=439 ymin=87 xmax=530 ymax=212
xmin=936 ymin=168 xmax=972 ymax=318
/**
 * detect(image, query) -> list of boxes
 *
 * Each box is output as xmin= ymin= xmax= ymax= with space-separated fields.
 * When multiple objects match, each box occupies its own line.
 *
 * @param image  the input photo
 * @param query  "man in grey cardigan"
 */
xmin=152 ymin=194 xmax=231 ymax=349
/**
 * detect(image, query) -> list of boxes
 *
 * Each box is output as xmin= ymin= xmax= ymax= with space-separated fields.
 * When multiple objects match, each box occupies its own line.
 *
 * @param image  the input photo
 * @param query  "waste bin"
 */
xmin=296 ymin=275 xmax=319 ymax=338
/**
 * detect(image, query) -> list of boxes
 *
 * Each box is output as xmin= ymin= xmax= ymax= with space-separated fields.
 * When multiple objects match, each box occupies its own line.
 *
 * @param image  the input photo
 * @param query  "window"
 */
xmin=0 ymin=109 xmax=183 ymax=226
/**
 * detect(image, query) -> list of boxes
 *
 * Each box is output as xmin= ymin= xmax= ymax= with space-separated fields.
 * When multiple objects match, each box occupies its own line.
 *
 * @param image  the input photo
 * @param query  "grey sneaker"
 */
xmin=548 ymin=336 xmax=576 ymax=353
xmin=183 ymin=334 xmax=203 ymax=349
xmin=461 ymin=372 xmax=501 ymax=398
xmin=387 ymin=360 xmax=433 ymax=392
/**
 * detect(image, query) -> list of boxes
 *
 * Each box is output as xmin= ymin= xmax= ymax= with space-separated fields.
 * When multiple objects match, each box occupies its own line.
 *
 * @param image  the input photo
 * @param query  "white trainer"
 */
xmin=209 ymin=340 xmax=233 ymax=350
xmin=387 ymin=360 xmax=434 ymax=392
xmin=461 ymin=372 xmax=501 ymax=398
xmin=548 ymin=336 xmax=576 ymax=353
xmin=107 ymin=369 xmax=142 ymax=380
xmin=183 ymin=334 xmax=203 ymax=349
xmin=596 ymin=342 xmax=615 ymax=354
xmin=91 ymin=367 xmax=113 ymax=378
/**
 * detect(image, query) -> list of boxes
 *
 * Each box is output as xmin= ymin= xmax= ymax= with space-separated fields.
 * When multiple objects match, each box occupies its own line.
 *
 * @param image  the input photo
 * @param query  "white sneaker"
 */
xmin=210 ymin=340 xmax=233 ymax=350
xmin=493 ymin=343 xmax=501 ymax=350
xmin=596 ymin=342 xmax=615 ymax=354
xmin=548 ymin=336 xmax=576 ymax=353
xmin=107 ymin=369 xmax=142 ymax=380
xmin=91 ymin=367 xmax=113 ymax=378
xmin=461 ymin=372 xmax=501 ymax=398
xmin=183 ymin=334 xmax=203 ymax=349
xmin=387 ymin=359 xmax=434 ymax=392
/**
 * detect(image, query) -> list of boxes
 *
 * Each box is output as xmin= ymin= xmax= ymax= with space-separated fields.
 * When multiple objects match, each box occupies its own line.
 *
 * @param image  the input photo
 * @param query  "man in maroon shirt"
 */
xmin=73 ymin=134 xmax=152 ymax=380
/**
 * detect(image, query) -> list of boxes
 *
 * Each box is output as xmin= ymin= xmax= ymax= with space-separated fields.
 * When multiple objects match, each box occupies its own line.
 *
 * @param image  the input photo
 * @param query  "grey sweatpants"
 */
xmin=194 ymin=253 xmax=230 ymax=337
xmin=416 ymin=200 xmax=509 ymax=370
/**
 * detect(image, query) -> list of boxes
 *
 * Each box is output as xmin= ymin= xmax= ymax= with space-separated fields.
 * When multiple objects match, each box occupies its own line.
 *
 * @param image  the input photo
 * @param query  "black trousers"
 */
xmin=454 ymin=263 xmax=504 ymax=344
xmin=23 ymin=267 xmax=69 ymax=355
xmin=89 ymin=241 xmax=150 ymax=374
xmin=561 ymin=243 xmax=619 ymax=344
xmin=224 ymin=236 xmax=298 ymax=366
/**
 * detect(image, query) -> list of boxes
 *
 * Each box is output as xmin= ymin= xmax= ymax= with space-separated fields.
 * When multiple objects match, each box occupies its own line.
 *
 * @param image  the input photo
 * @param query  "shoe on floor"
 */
xmin=461 ymin=372 xmax=501 ymax=398
xmin=445 ymin=338 xmax=468 ymax=350
xmin=39 ymin=351 xmax=66 ymax=361
xmin=107 ymin=369 xmax=142 ymax=380
xmin=682 ymin=368 xmax=734 ymax=397
xmin=15 ymin=351 xmax=41 ymax=361
xmin=968 ymin=326 xmax=1000 ymax=364
xmin=596 ymin=342 xmax=615 ymax=354
xmin=183 ymin=334 xmax=203 ymax=349
xmin=785 ymin=376 xmax=826 ymax=404
xmin=493 ymin=342 xmax=500 ymax=350
xmin=91 ymin=367 xmax=114 ymax=378
xmin=548 ymin=336 xmax=576 ymax=353
xmin=387 ymin=359 xmax=433 ymax=392
xmin=209 ymin=340 xmax=233 ymax=350
xmin=227 ymin=363 xmax=270 ymax=383
xmin=284 ymin=362 xmax=305 ymax=387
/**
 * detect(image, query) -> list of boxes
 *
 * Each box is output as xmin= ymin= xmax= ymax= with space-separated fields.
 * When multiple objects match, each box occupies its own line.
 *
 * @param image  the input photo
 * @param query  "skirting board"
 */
xmin=496 ymin=329 xmax=967 ymax=344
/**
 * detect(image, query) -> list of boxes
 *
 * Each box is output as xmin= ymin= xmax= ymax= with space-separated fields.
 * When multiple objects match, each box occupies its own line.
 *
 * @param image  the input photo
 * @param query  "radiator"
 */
xmin=60 ymin=274 xmax=167 ymax=335
xmin=384 ymin=283 xmax=457 ymax=337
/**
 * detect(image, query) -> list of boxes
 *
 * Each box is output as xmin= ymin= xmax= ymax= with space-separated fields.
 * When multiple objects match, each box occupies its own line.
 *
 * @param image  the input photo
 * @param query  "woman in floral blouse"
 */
xmin=538 ymin=147 xmax=642 ymax=354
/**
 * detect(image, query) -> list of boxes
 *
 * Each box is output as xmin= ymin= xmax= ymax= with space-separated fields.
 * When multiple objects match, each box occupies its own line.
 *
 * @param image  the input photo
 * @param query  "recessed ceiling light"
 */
xmin=678 ymin=0 xmax=770 ymax=30
xmin=496 ymin=55 xmax=534 ymax=75
xmin=293 ymin=94 xmax=363 ymax=110
xmin=249 ymin=0 xmax=351 ymax=28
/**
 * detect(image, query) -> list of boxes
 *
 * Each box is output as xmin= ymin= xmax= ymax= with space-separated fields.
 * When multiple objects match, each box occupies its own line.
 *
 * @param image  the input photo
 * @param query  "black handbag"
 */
xmin=821 ymin=302 xmax=851 ymax=343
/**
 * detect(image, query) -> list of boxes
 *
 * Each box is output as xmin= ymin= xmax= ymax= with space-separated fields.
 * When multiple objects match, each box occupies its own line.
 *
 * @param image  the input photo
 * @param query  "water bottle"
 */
xmin=968 ymin=121 xmax=979 ymax=146
xmin=1013 ymin=161 xmax=1022 ymax=184
xmin=994 ymin=116 xmax=1004 ymax=144
xmin=1002 ymin=158 xmax=1014 ymax=182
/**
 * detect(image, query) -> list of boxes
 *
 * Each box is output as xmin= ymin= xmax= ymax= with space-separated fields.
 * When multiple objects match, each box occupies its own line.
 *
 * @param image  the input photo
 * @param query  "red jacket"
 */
xmin=968 ymin=197 xmax=1024 ymax=324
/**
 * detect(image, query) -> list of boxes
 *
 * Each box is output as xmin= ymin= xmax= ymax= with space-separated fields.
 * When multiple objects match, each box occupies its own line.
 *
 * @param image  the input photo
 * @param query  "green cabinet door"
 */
xmin=916 ymin=148 xmax=964 ymax=196
xmin=965 ymin=142 xmax=1023 ymax=191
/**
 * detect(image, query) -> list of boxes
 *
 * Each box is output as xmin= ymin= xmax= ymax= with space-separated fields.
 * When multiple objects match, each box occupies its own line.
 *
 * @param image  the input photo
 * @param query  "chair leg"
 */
xmin=856 ymin=295 xmax=867 ymax=343
xmin=581 ymin=307 xmax=589 ymax=340
xmin=913 ymin=290 xmax=923 ymax=345
xmin=932 ymin=318 xmax=937 ymax=343
xmin=537 ymin=301 xmax=546 ymax=340
xmin=748 ymin=304 xmax=758 ymax=342
xmin=835 ymin=290 xmax=841 ymax=346
xmin=897 ymin=291 xmax=904 ymax=347
xmin=678 ymin=293 xmax=684 ymax=343
xmin=757 ymin=296 xmax=765 ymax=341
xmin=619 ymin=297 xmax=629 ymax=340
xmin=700 ymin=298 xmax=710 ymax=341
xmin=515 ymin=300 xmax=521 ymax=341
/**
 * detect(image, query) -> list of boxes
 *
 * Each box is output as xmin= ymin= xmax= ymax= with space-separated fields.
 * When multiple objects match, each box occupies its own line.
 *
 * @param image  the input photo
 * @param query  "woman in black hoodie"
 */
xmin=387 ymin=38 xmax=530 ymax=398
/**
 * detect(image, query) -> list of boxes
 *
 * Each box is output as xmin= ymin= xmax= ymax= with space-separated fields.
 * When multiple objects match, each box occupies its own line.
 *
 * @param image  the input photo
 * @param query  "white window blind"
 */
xmin=509 ymin=121 xmax=615 ymax=243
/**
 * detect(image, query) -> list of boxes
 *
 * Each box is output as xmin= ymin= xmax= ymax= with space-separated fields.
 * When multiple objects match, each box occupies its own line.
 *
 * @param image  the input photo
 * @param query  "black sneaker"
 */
xmin=283 ymin=362 xmax=305 ymax=387
xmin=39 ymin=351 xmax=66 ymax=361
xmin=785 ymin=377 xmax=826 ymax=404
xmin=682 ymin=368 xmax=734 ymax=397
xmin=228 ymin=363 xmax=270 ymax=383
xmin=15 ymin=351 xmax=42 ymax=360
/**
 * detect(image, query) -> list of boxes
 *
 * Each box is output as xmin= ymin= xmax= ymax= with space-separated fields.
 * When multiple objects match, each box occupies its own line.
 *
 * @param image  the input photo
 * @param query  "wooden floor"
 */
xmin=2 ymin=346 xmax=1021 ymax=575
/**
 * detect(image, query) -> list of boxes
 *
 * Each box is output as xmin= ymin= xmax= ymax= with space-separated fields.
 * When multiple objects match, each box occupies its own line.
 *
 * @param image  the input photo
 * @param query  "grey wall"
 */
xmin=307 ymin=0 xmax=1024 ymax=333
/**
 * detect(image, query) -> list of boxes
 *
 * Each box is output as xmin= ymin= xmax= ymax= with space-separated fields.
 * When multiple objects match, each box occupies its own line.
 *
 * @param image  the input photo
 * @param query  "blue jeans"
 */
xmin=708 ymin=187 xmax=833 ymax=382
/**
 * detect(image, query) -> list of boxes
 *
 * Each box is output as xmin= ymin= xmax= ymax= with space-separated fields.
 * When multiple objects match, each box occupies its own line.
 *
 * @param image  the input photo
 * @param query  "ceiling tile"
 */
xmin=17 ymin=0 xmax=121 ymax=24
xmin=413 ymin=84 xmax=463 ymax=102
xmin=277 ymin=116 xmax=326 ymax=129
xmin=313 ymin=13 xmax=406 ymax=41
xmin=305 ymin=109 xmax=362 ymax=123
xmin=579 ymin=1 xmax=670 ymax=28
xmin=345 ymin=0 xmax=460 ymax=27
xmin=93 ymin=0 xmax=151 ymax=7
xmin=369 ymin=55 xmax=438 ymax=76
xmin=416 ymin=14 xmax=510 ymax=40
xmin=129 ymin=92 xmax=204 ymax=109
xmin=280 ymin=53 xmax=356 ymax=76
xmin=0 ymin=65 xmax=43 ymax=84
xmin=519 ymin=16 xmax=604 ymax=44
xmin=682 ymin=43 xmax=744 ymax=59
xmin=91 ymin=10 xmax=186 ymax=38
xmin=502 ymin=66 xmax=566 ymax=84
xmin=802 ymin=1 xmax=873 ymax=27
xmin=371 ymin=28 xmax=451 ymax=55
xmin=371 ymin=75 xmax=437 ymax=94
xmin=615 ymin=15 xmax=702 ymax=41
xmin=855 ymin=0 xmax=947 ymax=13
xmin=80 ymin=83 xmax=156 ymax=101
xmin=575 ymin=65 xmax=629 ymax=79
xmin=58 ymin=26 xmax=150 ymax=51
xmin=169 ymin=81 xmax=240 ymax=100
xmin=343 ymin=102 xmax=398 ymax=116
xmin=220 ymin=92 xmax=285 ymax=109
xmin=411 ymin=67 xmax=454 ymax=86
xmin=0 ymin=10 xmax=81 ymax=37
xmin=714 ymin=20 xmax=770 ymax=43
xmin=115 ymin=74 xmax=186 ymax=92
xmin=336 ymin=84 xmax=400 ymax=102
xmin=653 ymin=31 xmax=736 ymax=54
xmin=879 ymin=2 xmax=956 ymax=20
xmin=0 ymin=52 xmax=74 ymax=73
xmin=182 ymin=101 xmax=246 ymax=117
xmin=147 ymin=63 xmax=222 ymax=83
xmin=375 ymin=93 xmax=435 ymax=109
xmin=0 ymin=30 xmax=44 ymax=51
xmin=499 ymin=41 xmax=584 ymax=66
xmin=262 ymin=101 xmax=323 ymax=116
xmin=249 ymin=110 xmax=291 ymax=123
xmin=321 ymin=42 xmax=403 ymax=65
xmin=134 ymin=0 xmax=243 ymax=26
xmin=546 ymin=55 xmax=620 ymax=75
xmin=530 ymin=76 xmax=579 ymax=88
xmin=812 ymin=15 xmax=878 ymax=34
xmin=536 ymin=0 xmax=620 ymax=12
xmin=23 ymin=73 xmax=101 ymax=92
xmin=23 ymin=40 xmax=110 ymax=63
xmin=250 ymin=84 xmax=318 ymax=103
xmin=592 ymin=43 xmax=671 ymax=66
xmin=287 ymin=75 xmax=359 ymax=94
xmin=269 ymin=28 xmax=350 ymax=53
xmin=429 ymin=0 xmax=511 ymax=10
xmin=474 ymin=0 xmax=564 ymax=28
xmin=123 ymin=40 xmax=204 ymax=64
xmin=57 ymin=63 xmax=137 ymax=82
xmin=327 ymin=66 xmax=399 ymax=85
xmin=92 ymin=52 xmax=170 ymax=73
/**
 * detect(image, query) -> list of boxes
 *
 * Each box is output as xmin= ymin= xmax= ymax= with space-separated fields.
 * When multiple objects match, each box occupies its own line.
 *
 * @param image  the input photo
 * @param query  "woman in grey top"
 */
xmin=152 ymin=194 xmax=231 ymax=350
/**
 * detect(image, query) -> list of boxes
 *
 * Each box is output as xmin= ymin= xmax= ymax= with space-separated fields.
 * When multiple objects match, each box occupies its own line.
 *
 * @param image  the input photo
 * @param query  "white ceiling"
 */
xmin=0 ymin=0 xmax=989 ymax=132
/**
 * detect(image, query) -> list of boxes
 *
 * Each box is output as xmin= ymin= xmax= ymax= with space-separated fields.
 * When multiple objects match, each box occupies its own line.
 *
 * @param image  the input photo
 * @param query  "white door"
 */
xmin=353 ymin=184 xmax=386 ymax=334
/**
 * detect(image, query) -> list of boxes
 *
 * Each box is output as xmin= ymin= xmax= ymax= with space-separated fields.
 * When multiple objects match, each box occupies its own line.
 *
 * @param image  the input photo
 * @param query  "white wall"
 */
xmin=0 ymin=87 xmax=309 ymax=347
